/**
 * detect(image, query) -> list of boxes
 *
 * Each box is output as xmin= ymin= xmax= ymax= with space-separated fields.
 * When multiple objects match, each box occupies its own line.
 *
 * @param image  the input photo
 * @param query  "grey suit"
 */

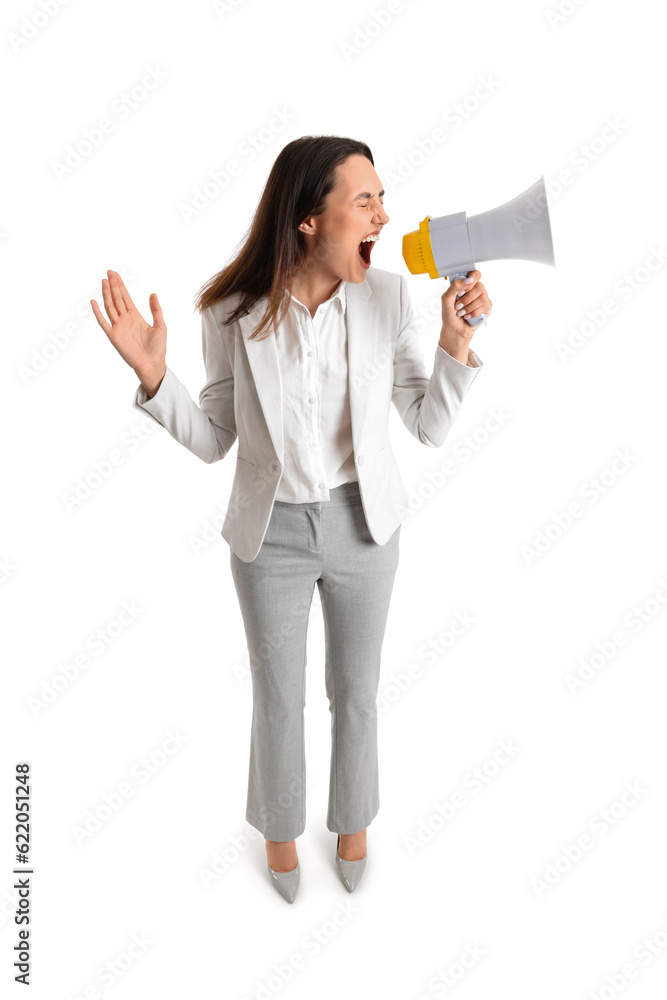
xmin=132 ymin=267 xmax=483 ymax=562
xmin=231 ymin=480 xmax=400 ymax=840
xmin=132 ymin=267 xmax=483 ymax=839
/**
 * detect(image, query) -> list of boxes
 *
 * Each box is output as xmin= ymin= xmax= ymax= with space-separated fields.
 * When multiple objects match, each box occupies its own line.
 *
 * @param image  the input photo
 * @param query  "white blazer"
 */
xmin=133 ymin=266 xmax=483 ymax=562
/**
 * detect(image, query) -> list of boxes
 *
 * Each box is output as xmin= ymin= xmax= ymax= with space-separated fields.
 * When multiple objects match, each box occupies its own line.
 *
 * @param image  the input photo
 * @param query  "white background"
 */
xmin=2 ymin=0 xmax=666 ymax=997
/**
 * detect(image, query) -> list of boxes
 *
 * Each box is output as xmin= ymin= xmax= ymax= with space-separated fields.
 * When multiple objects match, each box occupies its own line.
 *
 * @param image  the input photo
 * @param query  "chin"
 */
xmin=347 ymin=260 xmax=369 ymax=283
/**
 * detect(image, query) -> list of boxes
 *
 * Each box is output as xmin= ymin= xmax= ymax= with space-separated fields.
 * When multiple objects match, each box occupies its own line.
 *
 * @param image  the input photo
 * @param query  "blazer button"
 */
xmin=272 ymin=463 xmax=280 ymax=471
xmin=357 ymin=455 xmax=364 ymax=466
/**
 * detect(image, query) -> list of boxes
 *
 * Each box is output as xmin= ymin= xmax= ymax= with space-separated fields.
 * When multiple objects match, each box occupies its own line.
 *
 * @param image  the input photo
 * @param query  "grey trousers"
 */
xmin=229 ymin=480 xmax=401 ymax=841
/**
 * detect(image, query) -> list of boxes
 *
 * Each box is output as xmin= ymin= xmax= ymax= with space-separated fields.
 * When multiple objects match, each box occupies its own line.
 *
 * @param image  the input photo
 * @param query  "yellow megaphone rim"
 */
xmin=403 ymin=216 xmax=442 ymax=280
xmin=418 ymin=216 xmax=440 ymax=279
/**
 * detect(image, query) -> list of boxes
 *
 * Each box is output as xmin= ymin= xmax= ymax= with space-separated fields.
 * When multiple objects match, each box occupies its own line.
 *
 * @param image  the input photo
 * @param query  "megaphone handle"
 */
xmin=449 ymin=271 xmax=488 ymax=328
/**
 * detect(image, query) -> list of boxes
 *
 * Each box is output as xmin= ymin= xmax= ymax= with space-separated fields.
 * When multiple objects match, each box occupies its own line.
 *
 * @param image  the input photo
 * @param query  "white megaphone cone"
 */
xmin=402 ymin=176 xmax=556 ymax=327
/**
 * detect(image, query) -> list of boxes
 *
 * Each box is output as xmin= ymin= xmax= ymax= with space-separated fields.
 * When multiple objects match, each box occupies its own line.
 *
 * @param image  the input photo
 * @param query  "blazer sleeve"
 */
xmin=131 ymin=306 xmax=237 ymax=464
xmin=391 ymin=275 xmax=484 ymax=448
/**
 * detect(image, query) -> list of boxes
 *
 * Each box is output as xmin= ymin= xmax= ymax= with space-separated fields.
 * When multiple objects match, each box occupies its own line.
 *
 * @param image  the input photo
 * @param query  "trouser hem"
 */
xmin=246 ymin=813 xmax=306 ymax=842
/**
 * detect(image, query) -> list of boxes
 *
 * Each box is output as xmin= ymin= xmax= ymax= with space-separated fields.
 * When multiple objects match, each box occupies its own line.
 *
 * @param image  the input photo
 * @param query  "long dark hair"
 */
xmin=193 ymin=135 xmax=374 ymax=341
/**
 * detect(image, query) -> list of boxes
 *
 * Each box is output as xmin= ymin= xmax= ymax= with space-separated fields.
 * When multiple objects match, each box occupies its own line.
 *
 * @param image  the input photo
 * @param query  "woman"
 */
xmin=90 ymin=135 xmax=491 ymax=904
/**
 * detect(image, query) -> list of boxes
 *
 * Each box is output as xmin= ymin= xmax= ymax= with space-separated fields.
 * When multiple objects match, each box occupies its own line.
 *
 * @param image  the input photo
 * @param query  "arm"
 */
xmin=132 ymin=306 xmax=237 ymax=464
xmin=391 ymin=275 xmax=483 ymax=448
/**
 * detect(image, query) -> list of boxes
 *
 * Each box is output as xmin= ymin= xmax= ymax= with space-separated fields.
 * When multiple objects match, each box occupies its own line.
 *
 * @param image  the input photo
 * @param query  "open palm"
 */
xmin=91 ymin=269 xmax=167 ymax=378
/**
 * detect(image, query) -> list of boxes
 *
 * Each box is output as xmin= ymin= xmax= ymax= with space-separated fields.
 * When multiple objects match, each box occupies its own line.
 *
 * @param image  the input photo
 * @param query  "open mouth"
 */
xmin=358 ymin=239 xmax=373 ymax=267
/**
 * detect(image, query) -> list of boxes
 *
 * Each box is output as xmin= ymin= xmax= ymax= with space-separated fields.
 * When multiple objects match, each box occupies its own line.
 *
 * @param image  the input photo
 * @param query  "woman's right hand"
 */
xmin=91 ymin=270 xmax=167 ymax=390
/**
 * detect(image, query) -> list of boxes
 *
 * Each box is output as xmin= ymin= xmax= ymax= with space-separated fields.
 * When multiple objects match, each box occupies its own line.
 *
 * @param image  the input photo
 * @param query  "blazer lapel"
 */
xmin=238 ymin=278 xmax=378 ymax=464
xmin=346 ymin=278 xmax=379 ymax=452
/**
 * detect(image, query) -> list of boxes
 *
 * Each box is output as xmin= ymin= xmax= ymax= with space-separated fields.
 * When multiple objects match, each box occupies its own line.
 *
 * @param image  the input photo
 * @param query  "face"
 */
xmin=297 ymin=154 xmax=390 ymax=283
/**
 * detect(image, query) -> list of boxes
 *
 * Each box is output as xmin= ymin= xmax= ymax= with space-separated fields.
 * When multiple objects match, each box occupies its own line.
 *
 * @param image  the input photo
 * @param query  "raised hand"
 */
xmin=91 ymin=270 xmax=167 ymax=386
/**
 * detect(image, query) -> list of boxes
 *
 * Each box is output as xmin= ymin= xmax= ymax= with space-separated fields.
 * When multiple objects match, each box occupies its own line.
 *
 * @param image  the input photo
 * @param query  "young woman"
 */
xmin=91 ymin=135 xmax=491 ymax=904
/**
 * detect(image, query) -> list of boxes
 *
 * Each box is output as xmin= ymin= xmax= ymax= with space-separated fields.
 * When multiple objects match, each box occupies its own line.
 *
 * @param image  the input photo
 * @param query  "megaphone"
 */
xmin=402 ymin=175 xmax=556 ymax=327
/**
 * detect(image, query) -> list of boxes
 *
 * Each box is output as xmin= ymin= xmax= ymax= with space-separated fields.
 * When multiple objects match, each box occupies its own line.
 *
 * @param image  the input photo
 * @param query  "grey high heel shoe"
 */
xmin=335 ymin=834 xmax=367 ymax=892
xmin=267 ymin=857 xmax=300 ymax=903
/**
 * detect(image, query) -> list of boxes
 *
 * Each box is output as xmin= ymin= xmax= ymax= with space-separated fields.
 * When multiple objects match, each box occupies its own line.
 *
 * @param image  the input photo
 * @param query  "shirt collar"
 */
xmin=286 ymin=280 xmax=347 ymax=315
xmin=330 ymin=280 xmax=347 ymax=313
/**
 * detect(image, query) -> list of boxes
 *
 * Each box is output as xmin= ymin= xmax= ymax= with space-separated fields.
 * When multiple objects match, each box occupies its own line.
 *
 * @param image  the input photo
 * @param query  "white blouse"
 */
xmin=274 ymin=279 xmax=479 ymax=504
xmin=274 ymin=279 xmax=355 ymax=503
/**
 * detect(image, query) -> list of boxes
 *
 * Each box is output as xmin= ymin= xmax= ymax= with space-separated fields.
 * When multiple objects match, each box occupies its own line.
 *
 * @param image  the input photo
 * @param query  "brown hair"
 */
xmin=193 ymin=135 xmax=374 ymax=341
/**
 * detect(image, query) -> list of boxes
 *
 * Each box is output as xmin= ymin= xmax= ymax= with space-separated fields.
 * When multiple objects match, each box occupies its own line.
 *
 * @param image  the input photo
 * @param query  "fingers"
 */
xmin=90 ymin=298 xmax=112 ymax=336
xmin=148 ymin=292 xmax=164 ymax=327
xmin=109 ymin=269 xmax=137 ymax=313
xmin=445 ymin=271 xmax=481 ymax=302
xmin=458 ymin=286 xmax=484 ymax=310
xmin=101 ymin=276 xmax=119 ymax=324
xmin=460 ymin=295 xmax=491 ymax=320
xmin=453 ymin=273 xmax=492 ymax=318
xmin=107 ymin=269 xmax=128 ymax=316
xmin=98 ymin=270 xmax=133 ymax=328
xmin=453 ymin=284 xmax=483 ymax=312
xmin=450 ymin=270 xmax=481 ymax=292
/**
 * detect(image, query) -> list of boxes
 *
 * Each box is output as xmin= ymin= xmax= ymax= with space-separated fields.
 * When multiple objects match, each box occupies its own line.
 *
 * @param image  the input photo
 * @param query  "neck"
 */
xmin=286 ymin=267 xmax=342 ymax=318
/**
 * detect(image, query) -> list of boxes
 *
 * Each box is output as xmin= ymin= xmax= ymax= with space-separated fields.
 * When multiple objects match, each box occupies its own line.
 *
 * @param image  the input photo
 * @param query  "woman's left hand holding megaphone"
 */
xmin=439 ymin=270 xmax=492 ymax=358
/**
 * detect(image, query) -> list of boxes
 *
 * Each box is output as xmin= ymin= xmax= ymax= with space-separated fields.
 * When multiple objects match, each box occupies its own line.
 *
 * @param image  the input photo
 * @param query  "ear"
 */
xmin=298 ymin=216 xmax=317 ymax=236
